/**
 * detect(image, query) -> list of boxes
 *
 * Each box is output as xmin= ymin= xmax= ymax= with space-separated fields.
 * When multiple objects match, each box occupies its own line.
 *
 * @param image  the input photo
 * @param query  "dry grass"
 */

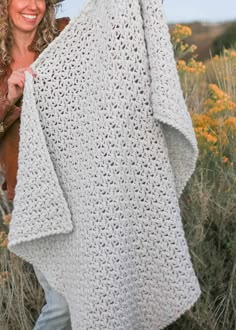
xmin=0 ymin=188 xmax=44 ymax=330
xmin=206 ymin=51 xmax=236 ymax=101
xmin=167 ymin=38 xmax=236 ymax=329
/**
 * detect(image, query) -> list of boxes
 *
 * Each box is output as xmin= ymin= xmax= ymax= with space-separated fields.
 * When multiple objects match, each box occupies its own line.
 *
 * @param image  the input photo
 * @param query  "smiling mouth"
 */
xmin=21 ymin=14 xmax=37 ymax=21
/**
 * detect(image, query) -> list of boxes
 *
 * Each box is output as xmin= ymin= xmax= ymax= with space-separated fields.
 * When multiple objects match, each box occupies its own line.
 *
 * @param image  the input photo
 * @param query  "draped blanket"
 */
xmin=8 ymin=0 xmax=201 ymax=328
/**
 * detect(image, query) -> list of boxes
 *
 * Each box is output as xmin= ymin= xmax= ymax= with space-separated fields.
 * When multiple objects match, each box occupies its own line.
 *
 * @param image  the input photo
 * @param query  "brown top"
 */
xmin=0 ymin=17 xmax=70 ymax=201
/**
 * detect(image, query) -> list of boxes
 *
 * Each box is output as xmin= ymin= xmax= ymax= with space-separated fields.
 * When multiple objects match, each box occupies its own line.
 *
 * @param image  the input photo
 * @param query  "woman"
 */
xmin=0 ymin=0 xmax=71 ymax=329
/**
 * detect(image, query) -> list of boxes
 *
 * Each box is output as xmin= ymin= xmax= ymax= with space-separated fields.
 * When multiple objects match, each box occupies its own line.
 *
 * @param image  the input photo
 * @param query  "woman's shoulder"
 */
xmin=56 ymin=17 xmax=70 ymax=32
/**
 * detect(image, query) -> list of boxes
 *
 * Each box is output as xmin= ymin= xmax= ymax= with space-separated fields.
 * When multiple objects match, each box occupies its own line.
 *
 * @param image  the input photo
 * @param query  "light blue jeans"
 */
xmin=33 ymin=267 xmax=72 ymax=330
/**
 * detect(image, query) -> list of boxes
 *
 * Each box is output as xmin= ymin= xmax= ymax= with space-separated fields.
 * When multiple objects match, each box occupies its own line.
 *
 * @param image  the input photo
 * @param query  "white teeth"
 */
xmin=22 ymin=14 xmax=37 ymax=19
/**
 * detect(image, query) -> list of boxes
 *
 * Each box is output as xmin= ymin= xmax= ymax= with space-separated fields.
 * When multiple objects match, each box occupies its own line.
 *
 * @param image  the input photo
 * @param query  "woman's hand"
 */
xmin=7 ymin=67 xmax=36 ymax=106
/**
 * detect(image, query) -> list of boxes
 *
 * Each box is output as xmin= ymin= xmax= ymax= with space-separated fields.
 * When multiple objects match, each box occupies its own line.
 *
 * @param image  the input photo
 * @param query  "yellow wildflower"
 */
xmin=192 ymin=114 xmax=216 ymax=128
xmin=213 ymin=55 xmax=220 ymax=61
xmin=174 ymin=24 xmax=192 ymax=39
xmin=200 ymin=131 xmax=217 ymax=144
xmin=205 ymin=84 xmax=236 ymax=114
xmin=177 ymin=58 xmax=206 ymax=75
xmin=224 ymin=117 xmax=236 ymax=129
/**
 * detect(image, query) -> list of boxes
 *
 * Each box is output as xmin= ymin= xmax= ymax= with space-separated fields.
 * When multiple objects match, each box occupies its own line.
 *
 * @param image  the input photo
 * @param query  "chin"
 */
xmin=16 ymin=20 xmax=42 ymax=33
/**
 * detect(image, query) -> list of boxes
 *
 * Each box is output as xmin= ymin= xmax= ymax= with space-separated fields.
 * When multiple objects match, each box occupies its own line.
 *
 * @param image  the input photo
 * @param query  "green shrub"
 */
xmin=213 ymin=22 xmax=236 ymax=55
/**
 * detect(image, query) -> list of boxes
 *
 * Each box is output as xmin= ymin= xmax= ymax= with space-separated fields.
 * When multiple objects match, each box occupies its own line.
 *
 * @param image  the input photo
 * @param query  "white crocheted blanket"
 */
xmin=9 ymin=0 xmax=201 ymax=329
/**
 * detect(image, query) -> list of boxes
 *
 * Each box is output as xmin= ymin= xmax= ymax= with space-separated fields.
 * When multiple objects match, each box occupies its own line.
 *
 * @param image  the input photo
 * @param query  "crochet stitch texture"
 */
xmin=9 ymin=0 xmax=201 ymax=328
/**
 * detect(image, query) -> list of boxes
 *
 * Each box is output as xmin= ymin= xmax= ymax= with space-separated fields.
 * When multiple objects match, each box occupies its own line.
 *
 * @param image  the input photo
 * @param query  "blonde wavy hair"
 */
xmin=0 ymin=0 xmax=64 ymax=67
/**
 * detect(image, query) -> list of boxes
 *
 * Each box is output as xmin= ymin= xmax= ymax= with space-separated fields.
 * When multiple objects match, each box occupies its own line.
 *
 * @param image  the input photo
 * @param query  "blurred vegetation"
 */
xmin=167 ymin=25 xmax=236 ymax=330
xmin=213 ymin=22 xmax=236 ymax=55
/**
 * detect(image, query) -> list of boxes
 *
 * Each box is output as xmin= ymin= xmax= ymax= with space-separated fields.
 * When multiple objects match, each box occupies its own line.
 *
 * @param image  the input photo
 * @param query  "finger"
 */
xmin=16 ymin=81 xmax=24 ymax=89
xmin=16 ymin=107 xmax=22 ymax=115
xmin=9 ymin=77 xmax=25 ymax=89
xmin=12 ymin=70 xmax=26 ymax=78
xmin=12 ymin=67 xmax=34 ymax=76
xmin=10 ymin=68 xmax=36 ymax=80
xmin=9 ymin=75 xmax=25 ymax=86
